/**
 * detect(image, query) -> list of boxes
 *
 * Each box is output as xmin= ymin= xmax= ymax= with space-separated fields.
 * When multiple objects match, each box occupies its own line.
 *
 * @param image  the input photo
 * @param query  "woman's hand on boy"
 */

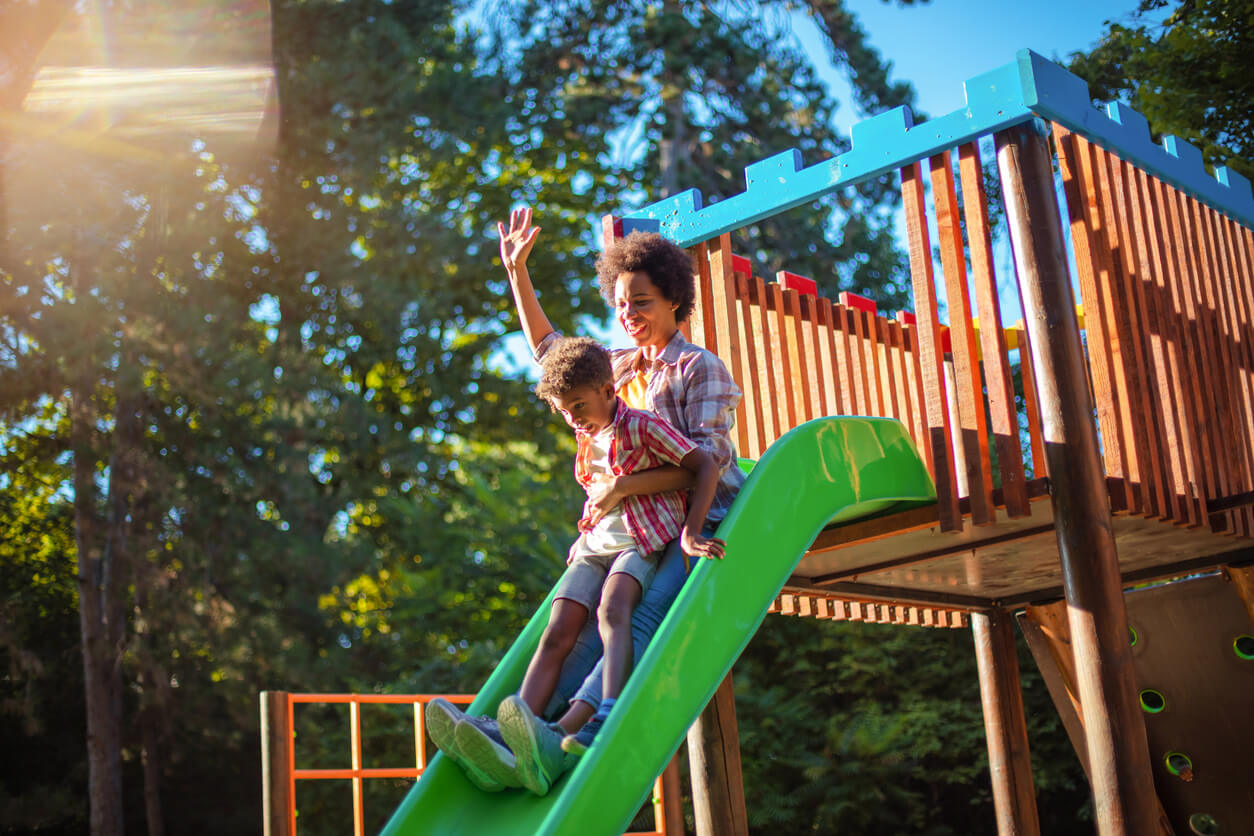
xmin=497 ymin=206 xmax=540 ymax=276
xmin=681 ymin=528 xmax=726 ymax=560
xmin=580 ymin=473 xmax=623 ymax=530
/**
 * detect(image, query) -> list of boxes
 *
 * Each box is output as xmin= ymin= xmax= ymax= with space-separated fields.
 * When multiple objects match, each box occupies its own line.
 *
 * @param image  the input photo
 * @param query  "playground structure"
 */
xmin=366 ymin=48 xmax=1254 ymax=835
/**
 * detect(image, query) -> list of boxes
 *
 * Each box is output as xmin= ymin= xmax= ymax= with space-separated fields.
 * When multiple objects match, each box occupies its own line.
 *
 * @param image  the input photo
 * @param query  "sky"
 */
xmin=797 ymin=0 xmax=1151 ymax=133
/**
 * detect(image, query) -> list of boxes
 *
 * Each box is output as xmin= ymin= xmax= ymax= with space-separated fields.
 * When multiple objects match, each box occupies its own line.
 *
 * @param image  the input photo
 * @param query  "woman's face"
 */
xmin=613 ymin=270 xmax=679 ymax=348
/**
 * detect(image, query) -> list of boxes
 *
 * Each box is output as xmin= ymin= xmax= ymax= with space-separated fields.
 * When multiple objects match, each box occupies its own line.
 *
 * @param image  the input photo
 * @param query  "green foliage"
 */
xmin=1068 ymin=0 xmax=1254 ymax=180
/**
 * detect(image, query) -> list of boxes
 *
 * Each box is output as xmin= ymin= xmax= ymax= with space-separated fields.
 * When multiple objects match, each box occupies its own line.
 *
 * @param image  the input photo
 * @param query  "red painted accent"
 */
xmin=601 ymin=214 xmax=623 ymax=248
xmin=731 ymin=254 xmax=753 ymax=276
xmin=779 ymin=271 xmax=818 ymax=297
xmin=941 ymin=325 xmax=952 ymax=354
xmin=839 ymin=291 xmax=877 ymax=315
xmin=897 ymin=311 xmax=917 ymax=326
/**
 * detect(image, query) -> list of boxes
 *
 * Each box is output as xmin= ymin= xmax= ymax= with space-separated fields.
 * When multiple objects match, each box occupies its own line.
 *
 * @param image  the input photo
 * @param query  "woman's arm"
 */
xmin=498 ymin=206 xmax=556 ymax=354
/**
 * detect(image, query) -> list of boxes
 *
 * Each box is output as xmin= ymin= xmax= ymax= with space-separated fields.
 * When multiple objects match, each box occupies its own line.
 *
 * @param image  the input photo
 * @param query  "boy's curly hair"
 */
xmin=595 ymin=231 xmax=696 ymax=324
xmin=534 ymin=336 xmax=613 ymax=404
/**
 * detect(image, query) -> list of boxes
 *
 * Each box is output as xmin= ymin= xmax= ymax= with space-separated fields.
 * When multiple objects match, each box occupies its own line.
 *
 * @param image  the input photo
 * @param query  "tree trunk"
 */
xmin=72 ymin=365 xmax=126 ymax=836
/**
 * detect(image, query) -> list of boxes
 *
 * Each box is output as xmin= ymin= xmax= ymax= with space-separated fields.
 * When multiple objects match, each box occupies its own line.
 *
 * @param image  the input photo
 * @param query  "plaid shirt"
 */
xmin=537 ymin=330 xmax=745 ymax=522
xmin=574 ymin=402 xmax=696 ymax=555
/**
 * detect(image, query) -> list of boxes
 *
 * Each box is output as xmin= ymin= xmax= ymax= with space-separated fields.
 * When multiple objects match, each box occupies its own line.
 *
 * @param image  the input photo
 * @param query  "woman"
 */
xmin=431 ymin=206 xmax=746 ymax=795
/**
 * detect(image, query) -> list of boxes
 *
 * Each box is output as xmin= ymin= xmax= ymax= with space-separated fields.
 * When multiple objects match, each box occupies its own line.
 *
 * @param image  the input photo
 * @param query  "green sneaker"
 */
xmin=426 ymin=698 xmax=504 ymax=793
xmin=560 ymin=715 xmax=604 ymax=757
xmin=497 ymin=695 xmax=571 ymax=796
xmin=455 ymin=715 xmax=521 ymax=789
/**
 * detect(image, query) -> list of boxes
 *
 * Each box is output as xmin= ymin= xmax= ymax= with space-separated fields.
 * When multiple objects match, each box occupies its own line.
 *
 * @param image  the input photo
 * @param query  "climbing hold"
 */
xmin=1234 ymin=634 xmax=1254 ymax=660
xmin=1164 ymin=752 xmax=1193 ymax=782
xmin=1188 ymin=812 xmax=1219 ymax=835
xmin=1129 ymin=625 xmax=1138 ymax=647
xmin=1139 ymin=689 xmax=1166 ymax=714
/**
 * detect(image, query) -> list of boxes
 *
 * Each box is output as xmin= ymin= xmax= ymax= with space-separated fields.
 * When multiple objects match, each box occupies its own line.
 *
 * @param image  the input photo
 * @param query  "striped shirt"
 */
xmin=536 ymin=329 xmax=746 ymax=522
xmin=574 ymin=401 xmax=696 ymax=555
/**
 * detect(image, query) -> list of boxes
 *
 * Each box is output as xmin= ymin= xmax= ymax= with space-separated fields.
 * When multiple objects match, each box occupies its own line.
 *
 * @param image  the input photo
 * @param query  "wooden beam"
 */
xmin=996 ymin=121 xmax=1159 ymax=836
xmin=261 ymin=691 xmax=294 ymax=836
xmin=687 ymin=672 xmax=748 ymax=836
xmin=972 ymin=610 xmax=1041 ymax=836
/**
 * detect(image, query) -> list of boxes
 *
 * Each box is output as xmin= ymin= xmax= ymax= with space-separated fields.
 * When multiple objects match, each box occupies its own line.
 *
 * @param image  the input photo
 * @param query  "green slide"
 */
xmin=382 ymin=416 xmax=935 ymax=836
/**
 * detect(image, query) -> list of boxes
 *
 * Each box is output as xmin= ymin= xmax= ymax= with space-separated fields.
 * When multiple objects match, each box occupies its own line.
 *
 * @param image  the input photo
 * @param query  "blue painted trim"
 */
xmin=616 ymin=49 xmax=1254 ymax=247
xmin=1017 ymin=49 xmax=1254 ymax=229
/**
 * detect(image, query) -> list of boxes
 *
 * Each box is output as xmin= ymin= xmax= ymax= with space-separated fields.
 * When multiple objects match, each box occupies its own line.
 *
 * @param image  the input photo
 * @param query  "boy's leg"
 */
xmin=517 ymin=597 xmax=590 ymax=715
xmin=596 ymin=570 xmax=645 ymax=698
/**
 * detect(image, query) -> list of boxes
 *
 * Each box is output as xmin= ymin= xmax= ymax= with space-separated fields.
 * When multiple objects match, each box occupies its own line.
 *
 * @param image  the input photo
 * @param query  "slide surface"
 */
xmin=382 ymin=416 xmax=935 ymax=836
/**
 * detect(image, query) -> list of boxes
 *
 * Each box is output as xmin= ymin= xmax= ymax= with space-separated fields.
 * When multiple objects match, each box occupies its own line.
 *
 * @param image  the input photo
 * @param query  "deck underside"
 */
xmin=788 ymin=480 xmax=1254 ymax=613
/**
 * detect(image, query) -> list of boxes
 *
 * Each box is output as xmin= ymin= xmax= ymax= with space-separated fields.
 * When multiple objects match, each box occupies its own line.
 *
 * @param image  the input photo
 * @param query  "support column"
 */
xmin=260 ymin=691 xmax=294 ymax=836
xmin=971 ymin=609 xmax=1040 ymax=836
xmin=687 ymin=671 xmax=748 ymax=836
xmin=995 ymin=120 xmax=1158 ymax=836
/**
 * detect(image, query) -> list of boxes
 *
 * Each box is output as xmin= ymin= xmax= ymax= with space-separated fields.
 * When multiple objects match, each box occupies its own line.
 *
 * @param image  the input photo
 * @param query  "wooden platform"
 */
xmin=784 ymin=481 xmax=1254 ymax=614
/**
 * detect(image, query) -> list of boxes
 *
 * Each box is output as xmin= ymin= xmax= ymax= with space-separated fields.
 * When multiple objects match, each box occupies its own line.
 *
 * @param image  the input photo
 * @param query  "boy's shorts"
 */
xmin=554 ymin=535 xmax=659 ymax=612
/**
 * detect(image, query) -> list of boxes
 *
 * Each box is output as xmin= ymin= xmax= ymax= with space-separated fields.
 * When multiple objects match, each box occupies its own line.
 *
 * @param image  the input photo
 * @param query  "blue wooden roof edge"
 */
xmin=617 ymin=49 xmax=1254 ymax=247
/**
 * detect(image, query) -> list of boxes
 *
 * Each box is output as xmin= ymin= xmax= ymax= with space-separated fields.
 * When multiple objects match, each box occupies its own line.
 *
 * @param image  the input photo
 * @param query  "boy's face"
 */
xmin=551 ymin=382 xmax=617 ymax=435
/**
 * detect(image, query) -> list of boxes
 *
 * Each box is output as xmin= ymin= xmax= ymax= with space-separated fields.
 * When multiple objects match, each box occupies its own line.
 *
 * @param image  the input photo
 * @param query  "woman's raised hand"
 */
xmin=497 ymin=207 xmax=541 ymax=276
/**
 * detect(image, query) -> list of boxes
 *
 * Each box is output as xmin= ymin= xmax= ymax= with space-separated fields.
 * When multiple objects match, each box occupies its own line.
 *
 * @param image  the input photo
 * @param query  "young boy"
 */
xmin=429 ymin=336 xmax=725 ymax=795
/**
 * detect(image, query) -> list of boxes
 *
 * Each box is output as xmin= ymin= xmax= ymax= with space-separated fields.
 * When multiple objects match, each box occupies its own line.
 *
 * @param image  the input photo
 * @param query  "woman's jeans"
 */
xmin=542 ymin=528 xmax=709 ymax=718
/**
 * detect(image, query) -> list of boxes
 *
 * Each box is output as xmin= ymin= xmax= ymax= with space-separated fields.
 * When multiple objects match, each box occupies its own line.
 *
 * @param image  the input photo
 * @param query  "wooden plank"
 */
xmin=1204 ymin=207 xmax=1254 ymax=534
xmin=733 ymin=270 xmax=767 ymax=459
xmin=831 ymin=302 xmax=858 ymax=415
xmin=875 ymin=316 xmax=900 ymax=420
xmin=848 ymin=305 xmax=874 ymax=415
xmin=1161 ymin=182 xmax=1231 ymax=531
xmin=781 ymin=288 xmax=812 ymax=424
xmin=901 ymin=160 xmax=961 ymax=532
xmin=1089 ymin=138 xmax=1152 ymax=515
xmin=766 ymin=283 xmax=798 ymax=433
xmin=901 ymin=317 xmax=934 ymax=474
xmin=708 ymin=235 xmax=752 ymax=459
xmin=261 ymin=691 xmax=295 ymax=836
xmin=748 ymin=275 xmax=781 ymax=449
xmin=797 ymin=595 xmax=815 ymax=618
xmin=1014 ymin=326 xmax=1048 ymax=480
xmin=1055 ymin=129 xmax=1136 ymax=512
xmin=816 ymin=299 xmax=843 ymax=416
xmin=884 ymin=319 xmax=909 ymax=427
xmin=689 ymin=242 xmax=716 ymax=351
xmin=798 ymin=293 xmax=828 ymax=419
xmin=1231 ymin=218 xmax=1254 ymax=530
xmin=864 ymin=309 xmax=888 ymax=417
xmin=931 ymin=148 xmax=996 ymax=524
xmin=1179 ymin=188 xmax=1240 ymax=531
xmin=1134 ymin=166 xmax=1203 ymax=527
xmin=959 ymin=142 xmax=1030 ymax=518
xmin=1101 ymin=148 xmax=1171 ymax=520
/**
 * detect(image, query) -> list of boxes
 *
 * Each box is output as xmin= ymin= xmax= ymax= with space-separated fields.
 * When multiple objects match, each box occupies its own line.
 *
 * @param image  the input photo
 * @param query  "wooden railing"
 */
xmin=1055 ymin=125 xmax=1254 ymax=536
xmin=681 ymin=157 xmax=1050 ymax=535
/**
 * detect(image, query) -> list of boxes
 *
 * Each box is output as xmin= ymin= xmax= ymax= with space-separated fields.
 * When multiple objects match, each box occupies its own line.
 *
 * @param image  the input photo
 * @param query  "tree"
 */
xmin=1068 ymin=0 xmax=1254 ymax=181
xmin=481 ymin=0 xmax=922 ymax=307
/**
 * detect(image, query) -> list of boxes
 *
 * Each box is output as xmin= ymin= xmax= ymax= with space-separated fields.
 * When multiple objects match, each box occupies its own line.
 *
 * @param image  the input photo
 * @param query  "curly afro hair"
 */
xmin=534 ymin=336 xmax=613 ymax=405
xmin=595 ymin=231 xmax=696 ymax=324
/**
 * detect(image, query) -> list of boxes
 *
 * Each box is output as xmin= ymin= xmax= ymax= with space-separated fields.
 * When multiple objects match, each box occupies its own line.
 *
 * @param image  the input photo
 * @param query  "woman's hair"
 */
xmin=595 ymin=231 xmax=696 ymax=323
xmin=534 ymin=336 xmax=613 ymax=404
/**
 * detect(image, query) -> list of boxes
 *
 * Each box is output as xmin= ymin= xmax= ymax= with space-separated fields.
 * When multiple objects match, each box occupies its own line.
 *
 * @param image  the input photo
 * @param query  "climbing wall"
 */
xmin=1021 ymin=570 xmax=1254 ymax=836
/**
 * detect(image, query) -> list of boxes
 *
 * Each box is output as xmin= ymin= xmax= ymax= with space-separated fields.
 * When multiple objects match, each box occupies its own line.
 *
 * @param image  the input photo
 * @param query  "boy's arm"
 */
xmin=677 ymin=447 xmax=726 ymax=559
xmin=498 ymin=207 xmax=556 ymax=355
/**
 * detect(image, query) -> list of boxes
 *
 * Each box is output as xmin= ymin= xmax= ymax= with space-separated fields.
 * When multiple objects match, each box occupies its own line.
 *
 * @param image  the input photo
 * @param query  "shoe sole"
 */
xmin=560 ymin=735 xmax=590 ymax=757
xmin=455 ymin=721 xmax=520 ymax=789
xmin=497 ymin=696 xmax=554 ymax=796
xmin=427 ymin=700 xmax=504 ymax=793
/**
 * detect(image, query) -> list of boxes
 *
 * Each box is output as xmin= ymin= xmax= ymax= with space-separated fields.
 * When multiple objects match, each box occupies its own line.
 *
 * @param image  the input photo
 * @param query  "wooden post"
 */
xmin=995 ymin=121 xmax=1158 ymax=836
xmin=686 ymin=672 xmax=748 ymax=836
xmin=261 ymin=691 xmax=294 ymax=836
xmin=971 ymin=609 xmax=1041 ymax=836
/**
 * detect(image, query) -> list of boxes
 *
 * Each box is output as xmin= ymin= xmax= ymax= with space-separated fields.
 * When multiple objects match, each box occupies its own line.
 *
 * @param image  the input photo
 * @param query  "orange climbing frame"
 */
xmin=260 ymin=691 xmax=677 ymax=836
